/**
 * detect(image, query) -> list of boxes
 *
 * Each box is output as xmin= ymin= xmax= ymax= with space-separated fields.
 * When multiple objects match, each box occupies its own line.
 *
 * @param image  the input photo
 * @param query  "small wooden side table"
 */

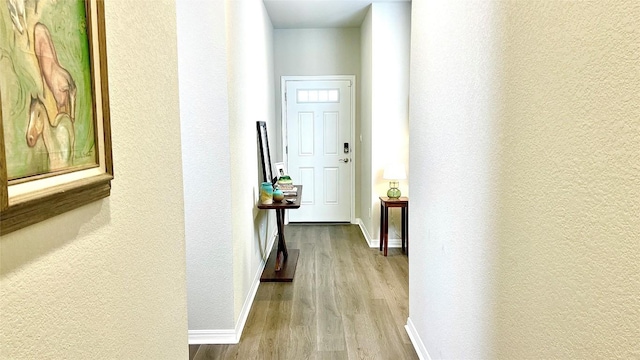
xmin=379 ymin=196 xmax=409 ymax=257
xmin=257 ymin=186 xmax=302 ymax=282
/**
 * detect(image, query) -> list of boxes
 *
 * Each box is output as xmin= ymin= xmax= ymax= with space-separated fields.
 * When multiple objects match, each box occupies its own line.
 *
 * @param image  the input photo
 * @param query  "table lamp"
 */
xmin=383 ymin=163 xmax=406 ymax=199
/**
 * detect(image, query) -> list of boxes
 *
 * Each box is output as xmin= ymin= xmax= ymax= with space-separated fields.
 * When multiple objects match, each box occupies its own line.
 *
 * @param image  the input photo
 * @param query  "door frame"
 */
xmin=281 ymin=75 xmax=356 ymax=224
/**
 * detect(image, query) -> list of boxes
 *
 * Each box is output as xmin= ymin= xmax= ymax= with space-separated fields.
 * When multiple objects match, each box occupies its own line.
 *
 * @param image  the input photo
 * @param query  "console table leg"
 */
xmin=379 ymin=202 xmax=384 ymax=251
xmin=405 ymin=206 xmax=409 ymax=256
xmin=401 ymin=207 xmax=406 ymax=253
xmin=383 ymin=207 xmax=389 ymax=256
xmin=275 ymin=209 xmax=288 ymax=271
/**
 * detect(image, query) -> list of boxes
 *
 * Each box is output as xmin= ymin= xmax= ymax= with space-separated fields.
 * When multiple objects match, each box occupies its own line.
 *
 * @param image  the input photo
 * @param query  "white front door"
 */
xmin=284 ymin=77 xmax=354 ymax=222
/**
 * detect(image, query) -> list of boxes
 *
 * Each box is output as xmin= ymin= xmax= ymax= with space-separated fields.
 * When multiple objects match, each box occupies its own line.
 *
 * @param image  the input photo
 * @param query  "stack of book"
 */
xmin=277 ymin=182 xmax=294 ymax=190
xmin=281 ymin=186 xmax=297 ymax=196
xmin=276 ymin=175 xmax=297 ymax=196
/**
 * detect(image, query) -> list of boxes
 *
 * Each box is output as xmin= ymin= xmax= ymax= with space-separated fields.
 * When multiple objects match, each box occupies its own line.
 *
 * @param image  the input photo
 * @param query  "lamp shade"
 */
xmin=383 ymin=163 xmax=406 ymax=180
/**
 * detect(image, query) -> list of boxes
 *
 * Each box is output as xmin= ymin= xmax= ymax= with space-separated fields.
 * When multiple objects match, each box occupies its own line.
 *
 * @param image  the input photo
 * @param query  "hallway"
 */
xmin=189 ymin=224 xmax=417 ymax=359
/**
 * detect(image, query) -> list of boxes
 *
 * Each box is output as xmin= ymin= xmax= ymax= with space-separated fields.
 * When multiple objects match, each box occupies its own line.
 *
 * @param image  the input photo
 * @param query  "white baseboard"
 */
xmin=188 ymin=329 xmax=237 ymax=345
xmin=233 ymin=234 xmax=272 ymax=339
xmin=405 ymin=317 xmax=431 ymax=360
xmin=356 ymin=218 xmax=405 ymax=249
xmin=356 ymin=218 xmax=373 ymax=246
xmin=188 ymin=230 xmax=277 ymax=345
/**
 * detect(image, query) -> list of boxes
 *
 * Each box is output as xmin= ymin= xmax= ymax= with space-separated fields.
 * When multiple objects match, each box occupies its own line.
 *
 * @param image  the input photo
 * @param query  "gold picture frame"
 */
xmin=0 ymin=0 xmax=113 ymax=235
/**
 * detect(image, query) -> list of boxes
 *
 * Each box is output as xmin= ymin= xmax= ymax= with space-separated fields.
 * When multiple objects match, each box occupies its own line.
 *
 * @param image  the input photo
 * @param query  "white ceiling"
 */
xmin=263 ymin=0 xmax=409 ymax=29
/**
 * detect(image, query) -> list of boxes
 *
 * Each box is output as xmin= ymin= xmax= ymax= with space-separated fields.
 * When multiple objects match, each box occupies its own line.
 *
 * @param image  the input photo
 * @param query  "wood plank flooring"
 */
xmin=189 ymin=224 xmax=417 ymax=360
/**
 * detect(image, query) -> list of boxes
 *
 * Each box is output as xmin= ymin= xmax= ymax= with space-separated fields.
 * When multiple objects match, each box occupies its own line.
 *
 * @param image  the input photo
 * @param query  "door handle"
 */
xmin=339 ymin=158 xmax=350 ymax=163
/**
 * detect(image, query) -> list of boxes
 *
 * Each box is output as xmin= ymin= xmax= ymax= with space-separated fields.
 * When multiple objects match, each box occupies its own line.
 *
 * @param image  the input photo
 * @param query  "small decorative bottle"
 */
xmin=273 ymin=188 xmax=284 ymax=202
xmin=260 ymin=182 xmax=273 ymax=204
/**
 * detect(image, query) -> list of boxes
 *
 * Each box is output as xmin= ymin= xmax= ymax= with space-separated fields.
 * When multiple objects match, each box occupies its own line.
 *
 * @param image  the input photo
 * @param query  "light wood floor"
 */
xmin=189 ymin=224 xmax=417 ymax=360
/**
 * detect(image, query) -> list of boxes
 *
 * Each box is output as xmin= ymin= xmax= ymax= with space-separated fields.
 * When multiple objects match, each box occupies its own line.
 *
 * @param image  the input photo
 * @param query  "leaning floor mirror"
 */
xmin=256 ymin=121 xmax=274 ymax=184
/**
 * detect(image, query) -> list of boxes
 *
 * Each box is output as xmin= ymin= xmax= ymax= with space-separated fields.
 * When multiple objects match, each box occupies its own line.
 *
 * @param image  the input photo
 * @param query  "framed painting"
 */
xmin=274 ymin=162 xmax=286 ymax=179
xmin=0 ymin=0 xmax=113 ymax=235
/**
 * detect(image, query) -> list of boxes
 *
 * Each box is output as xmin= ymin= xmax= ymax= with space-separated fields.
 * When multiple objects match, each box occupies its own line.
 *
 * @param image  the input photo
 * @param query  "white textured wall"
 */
xmin=176 ymin=0 xmax=235 ymax=331
xmin=408 ymin=0 xmax=640 ymax=359
xmin=0 ymin=1 xmax=188 ymax=358
xmin=359 ymin=10 xmax=373 ymax=233
xmin=273 ymin=28 xmax=361 ymax=84
xmin=362 ymin=3 xmax=411 ymax=243
xmin=226 ymin=0 xmax=277 ymax=322
xmin=408 ymin=1 xmax=499 ymax=358
xmin=178 ymin=0 xmax=279 ymax=341
xmin=494 ymin=1 xmax=640 ymax=357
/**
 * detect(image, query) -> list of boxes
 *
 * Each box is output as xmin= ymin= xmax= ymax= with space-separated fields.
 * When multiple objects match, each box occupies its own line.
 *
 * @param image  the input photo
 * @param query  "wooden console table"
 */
xmin=379 ymin=196 xmax=409 ymax=257
xmin=257 ymin=185 xmax=302 ymax=282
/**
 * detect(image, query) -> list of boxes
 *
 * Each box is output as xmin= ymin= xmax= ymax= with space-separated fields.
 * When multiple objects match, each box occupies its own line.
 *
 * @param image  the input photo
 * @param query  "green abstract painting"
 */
xmin=0 ymin=0 xmax=97 ymax=182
